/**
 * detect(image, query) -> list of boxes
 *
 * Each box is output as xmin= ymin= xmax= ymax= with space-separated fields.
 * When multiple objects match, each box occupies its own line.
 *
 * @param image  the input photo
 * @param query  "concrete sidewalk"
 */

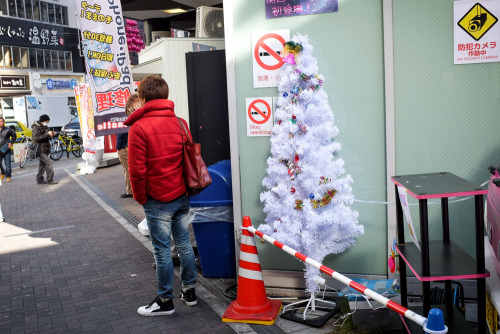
xmin=0 ymin=160 xmax=344 ymax=334
xmin=0 ymin=163 xmax=238 ymax=333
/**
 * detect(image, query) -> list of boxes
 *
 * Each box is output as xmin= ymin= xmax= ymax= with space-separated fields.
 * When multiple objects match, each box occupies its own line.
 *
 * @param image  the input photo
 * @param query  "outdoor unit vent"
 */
xmin=196 ymin=6 xmax=224 ymax=38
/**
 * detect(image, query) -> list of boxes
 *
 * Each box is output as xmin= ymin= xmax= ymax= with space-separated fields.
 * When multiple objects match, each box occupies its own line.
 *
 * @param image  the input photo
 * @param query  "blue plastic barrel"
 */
xmin=190 ymin=160 xmax=235 ymax=278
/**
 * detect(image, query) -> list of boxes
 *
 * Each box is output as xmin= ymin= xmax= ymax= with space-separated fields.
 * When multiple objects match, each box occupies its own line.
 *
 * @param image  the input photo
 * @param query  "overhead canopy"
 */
xmin=122 ymin=0 xmax=222 ymax=20
xmin=131 ymin=58 xmax=163 ymax=81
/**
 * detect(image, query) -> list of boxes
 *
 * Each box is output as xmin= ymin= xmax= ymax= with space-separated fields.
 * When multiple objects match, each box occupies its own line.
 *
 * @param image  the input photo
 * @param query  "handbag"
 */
xmin=28 ymin=143 xmax=40 ymax=160
xmin=0 ymin=141 xmax=9 ymax=157
xmin=177 ymin=117 xmax=212 ymax=196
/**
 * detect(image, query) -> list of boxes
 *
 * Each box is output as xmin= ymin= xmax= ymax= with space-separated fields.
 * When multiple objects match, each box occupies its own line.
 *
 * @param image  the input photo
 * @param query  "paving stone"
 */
xmin=0 ymin=165 xmax=235 ymax=334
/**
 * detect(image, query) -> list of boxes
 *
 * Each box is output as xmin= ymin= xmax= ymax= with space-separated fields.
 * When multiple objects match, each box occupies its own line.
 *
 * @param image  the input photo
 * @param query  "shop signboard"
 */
xmin=75 ymin=0 xmax=133 ymax=136
xmin=45 ymin=78 xmax=78 ymax=90
xmin=246 ymin=97 xmax=273 ymax=137
xmin=0 ymin=16 xmax=79 ymax=50
xmin=0 ymin=76 xmax=26 ymax=89
xmin=265 ymin=0 xmax=338 ymax=19
xmin=454 ymin=0 xmax=500 ymax=64
xmin=252 ymin=29 xmax=290 ymax=88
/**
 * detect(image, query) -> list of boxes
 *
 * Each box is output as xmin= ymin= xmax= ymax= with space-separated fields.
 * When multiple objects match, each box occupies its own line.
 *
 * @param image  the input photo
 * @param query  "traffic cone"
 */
xmin=222 ymin=216 xmax=282 ymax=325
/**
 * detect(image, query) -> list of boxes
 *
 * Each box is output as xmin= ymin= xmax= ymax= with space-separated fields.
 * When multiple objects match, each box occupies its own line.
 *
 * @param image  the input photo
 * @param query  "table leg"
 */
xmin=395 ymin=184 xmax=407 ymax=307
xmin=419 ymin=199 xmax=431 ymax=314
xmin=475 ymin=194 xmax=486 ymax=334
xmin=445 ymin=281 xmax=452 ymax=313
xmin=441 ymin=198 xmax=450 ymax=243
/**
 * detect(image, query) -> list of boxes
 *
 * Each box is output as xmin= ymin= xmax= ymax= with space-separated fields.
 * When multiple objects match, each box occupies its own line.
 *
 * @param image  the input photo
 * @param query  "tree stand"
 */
xmin=280 ymin=277 xmax=340 ymax=328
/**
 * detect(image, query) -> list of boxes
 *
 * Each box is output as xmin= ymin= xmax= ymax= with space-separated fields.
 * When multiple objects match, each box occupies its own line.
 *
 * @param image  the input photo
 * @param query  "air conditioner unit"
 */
xmin=196 ymin=6 xmax=224 ymax=38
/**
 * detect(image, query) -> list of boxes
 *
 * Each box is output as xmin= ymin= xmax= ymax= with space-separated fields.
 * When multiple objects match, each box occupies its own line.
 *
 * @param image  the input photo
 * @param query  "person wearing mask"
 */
xmin=125 ymin=75 xmax=197 ymax=316
xmin=0 ymin=117 xmax=17 ymax=182
xmin=116 ymin=93 xmax=141 ymax=198
xmin=32 ymin=114 xmax=57 ymax=185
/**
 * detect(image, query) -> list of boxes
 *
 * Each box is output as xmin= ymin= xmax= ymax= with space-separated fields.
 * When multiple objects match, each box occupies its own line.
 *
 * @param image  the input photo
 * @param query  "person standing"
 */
xmin=32 ymin=114 xmax=58 ymax=185
xmin=116 ymin=94 xmax=141 ymax=198
xmin=125 ymin=75 xmax=197 ymax=316
xmin=0 ymin=117 xmax=16 ymax=182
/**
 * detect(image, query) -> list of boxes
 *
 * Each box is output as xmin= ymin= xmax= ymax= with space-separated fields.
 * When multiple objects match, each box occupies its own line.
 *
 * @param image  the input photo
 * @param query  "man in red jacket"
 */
xmin=125 ymin=75 xmax=197 ymax=316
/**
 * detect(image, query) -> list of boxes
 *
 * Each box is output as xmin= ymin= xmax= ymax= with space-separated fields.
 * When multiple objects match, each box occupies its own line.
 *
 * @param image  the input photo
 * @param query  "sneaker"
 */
xmin=120 ymin=193 xmax=133 ymax=198
xmin=47 ymin=180 xmax=58 ymax=185
xmin=37 ymin=180 xmax=48 ymax=184
xmin=6 ymin=177 xmax=11 ymax=182
xmin=180 ymin=288 xmax=197 ymax=306
xmin=137 ymin=296 xmax=175 ymax=316
xmin=0 ymin=175 xmax=4 ymax=180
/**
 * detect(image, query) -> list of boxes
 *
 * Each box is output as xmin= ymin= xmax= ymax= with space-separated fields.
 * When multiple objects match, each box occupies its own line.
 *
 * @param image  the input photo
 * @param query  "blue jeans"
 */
xmin=0 ymin=149 xmax=12 ymax=178
xmin=143 ymin=195 xmax=197 ymax=299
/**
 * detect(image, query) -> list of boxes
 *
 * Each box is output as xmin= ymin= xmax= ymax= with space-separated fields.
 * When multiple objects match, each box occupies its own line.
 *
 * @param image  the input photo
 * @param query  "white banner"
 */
xmin=75 ymin=0 xmax=134 ymax=136
xmin=454 ymin=0 xmax=500 ymax=64
xmin=252 ymin=29 xmax=290 ymax=88
xmin=74 ymin=84 xmax=104 ymax=154
xmin=397 ymin=185 xmax=421 ymax=250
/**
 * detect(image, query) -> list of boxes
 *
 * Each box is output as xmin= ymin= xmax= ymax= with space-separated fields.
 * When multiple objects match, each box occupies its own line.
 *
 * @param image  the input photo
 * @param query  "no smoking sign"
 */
xmin=246 ymin=97 xmax=273 ymax=137
xmin=252 ymin=29 xmax=290 ymax=88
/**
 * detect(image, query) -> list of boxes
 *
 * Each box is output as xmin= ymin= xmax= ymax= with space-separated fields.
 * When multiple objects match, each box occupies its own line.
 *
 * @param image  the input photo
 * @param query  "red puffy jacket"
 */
xmin=124 ymin=99 xmax=190 ymax=205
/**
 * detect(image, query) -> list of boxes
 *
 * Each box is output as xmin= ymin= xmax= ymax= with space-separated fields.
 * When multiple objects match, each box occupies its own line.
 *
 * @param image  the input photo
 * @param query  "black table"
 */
xmin=391 ymin=172 xmax=489 ymax=333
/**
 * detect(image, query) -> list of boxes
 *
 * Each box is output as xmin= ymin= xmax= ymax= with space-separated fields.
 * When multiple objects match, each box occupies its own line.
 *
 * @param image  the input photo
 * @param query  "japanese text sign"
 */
xmin=246 ymin=97 xmax=274 ymax=136
xmin=0 ymin=16 xmax=75 ymax=50
xmin=74 ymin=84 xmax=104 ymax=153
xmin=454 ymin=1 xmax=500 ymax=64
xmin=75 ymin=0 xmax=133 ymax=136
xmin=265 ymin=0 xmax=338 ymax=19
xmin=252 ymin=29 xmax=290 ymax=88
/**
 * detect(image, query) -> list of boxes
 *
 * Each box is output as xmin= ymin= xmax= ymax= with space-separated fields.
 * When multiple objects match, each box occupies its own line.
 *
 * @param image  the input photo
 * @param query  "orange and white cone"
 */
xmin=222 ymin=216 xmax=282 ymax=325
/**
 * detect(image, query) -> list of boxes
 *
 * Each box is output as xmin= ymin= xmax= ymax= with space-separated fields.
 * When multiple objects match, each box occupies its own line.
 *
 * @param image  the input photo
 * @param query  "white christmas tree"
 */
xmin=259 ymin=35 xmax=364 ymax=294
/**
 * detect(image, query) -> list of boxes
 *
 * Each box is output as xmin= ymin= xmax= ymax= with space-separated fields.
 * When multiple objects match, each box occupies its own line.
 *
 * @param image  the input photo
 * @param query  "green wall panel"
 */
xmin=393 ymin=0 xmax=500 ymax=257
xmin=231 ymin=1 xmax=387 ymax=275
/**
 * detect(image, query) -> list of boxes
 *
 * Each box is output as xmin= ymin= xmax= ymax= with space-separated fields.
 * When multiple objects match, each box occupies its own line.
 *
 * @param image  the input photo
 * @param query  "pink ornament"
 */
xmin=283 ymin=53 xmax=296 ymax=65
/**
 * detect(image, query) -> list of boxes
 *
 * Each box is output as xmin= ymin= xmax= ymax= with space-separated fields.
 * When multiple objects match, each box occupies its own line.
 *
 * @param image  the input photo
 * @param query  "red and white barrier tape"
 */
xmin=246 ymin=225 xmax=427 ymax=328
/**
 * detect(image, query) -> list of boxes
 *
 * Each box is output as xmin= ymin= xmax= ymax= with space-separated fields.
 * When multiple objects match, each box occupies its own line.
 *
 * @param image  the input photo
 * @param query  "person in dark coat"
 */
xmin=116 ymin=93 xmax=140 ymax=198
xmin=125 ymin=75 xmax=197 ymax=317
xmin=32 ymin=114 xmax=57 ymax=184
xmin=0 ymin=116 xmax=17 ymax=182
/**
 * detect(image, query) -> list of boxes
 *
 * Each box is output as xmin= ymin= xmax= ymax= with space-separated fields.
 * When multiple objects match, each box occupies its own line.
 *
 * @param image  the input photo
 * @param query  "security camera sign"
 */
xmin=252 ymin=29 xmax=290 ymax=88
xmin=454 ymin=1 xmax=500 ymax=64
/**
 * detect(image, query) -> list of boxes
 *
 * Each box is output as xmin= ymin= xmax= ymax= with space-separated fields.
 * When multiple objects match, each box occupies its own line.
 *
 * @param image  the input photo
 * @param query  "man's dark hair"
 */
xmin=138 ymin=75 xmax=169 ymax=103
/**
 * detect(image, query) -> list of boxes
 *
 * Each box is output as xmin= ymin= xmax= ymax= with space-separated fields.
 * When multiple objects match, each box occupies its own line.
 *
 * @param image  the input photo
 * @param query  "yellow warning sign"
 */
xmin=458 ymin=3 xmax=498 ymax=41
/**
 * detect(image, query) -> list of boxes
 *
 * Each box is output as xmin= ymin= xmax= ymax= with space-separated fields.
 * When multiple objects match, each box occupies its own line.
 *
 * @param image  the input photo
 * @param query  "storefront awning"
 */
xmin=131 ymin=57 xmax=163 ymax=81
xmin=0 ymin=90 xmax=32 ymax=97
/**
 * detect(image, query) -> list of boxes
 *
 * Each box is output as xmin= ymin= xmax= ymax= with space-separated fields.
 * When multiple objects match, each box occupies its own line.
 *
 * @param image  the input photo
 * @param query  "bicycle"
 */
xmin=19 ymin=136 xmax=36 ymax=168
xmin=50 ymin=133 xmax=83 ymax=161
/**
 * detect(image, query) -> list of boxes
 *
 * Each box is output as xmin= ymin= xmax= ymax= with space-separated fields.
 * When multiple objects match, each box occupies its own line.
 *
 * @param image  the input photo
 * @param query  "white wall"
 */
xmin=138 ymin=38 xmax=225 ymax=121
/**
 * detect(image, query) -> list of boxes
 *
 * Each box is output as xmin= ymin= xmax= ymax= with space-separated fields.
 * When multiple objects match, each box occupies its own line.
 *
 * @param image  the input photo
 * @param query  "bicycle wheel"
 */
xmin=71 ymin=139 xmax=83 ymax=157
xmin=50 ymin=140 xmax=63 ymax=160
xmin=19 ymin=148 xmax=28 ymax=168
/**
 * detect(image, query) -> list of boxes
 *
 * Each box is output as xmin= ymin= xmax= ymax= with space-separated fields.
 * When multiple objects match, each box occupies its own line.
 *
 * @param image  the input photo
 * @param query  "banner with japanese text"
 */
xmin=74 ymin=84 xmax=104 ymax=154
xmin=75 ymin=0 xmax=133 ymax=136
xmin=265 ymin=0 xmax=338 ymax=19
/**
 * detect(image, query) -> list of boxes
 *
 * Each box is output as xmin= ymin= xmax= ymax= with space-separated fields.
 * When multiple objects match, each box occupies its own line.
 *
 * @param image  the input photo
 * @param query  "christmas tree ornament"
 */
xmin=298 ymin=124 xmax=308 ymax=135
xmin=260 ymin=35 xmax=363 ymax=297
xmin=283 ymin=53 xmax=296 ymax=65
